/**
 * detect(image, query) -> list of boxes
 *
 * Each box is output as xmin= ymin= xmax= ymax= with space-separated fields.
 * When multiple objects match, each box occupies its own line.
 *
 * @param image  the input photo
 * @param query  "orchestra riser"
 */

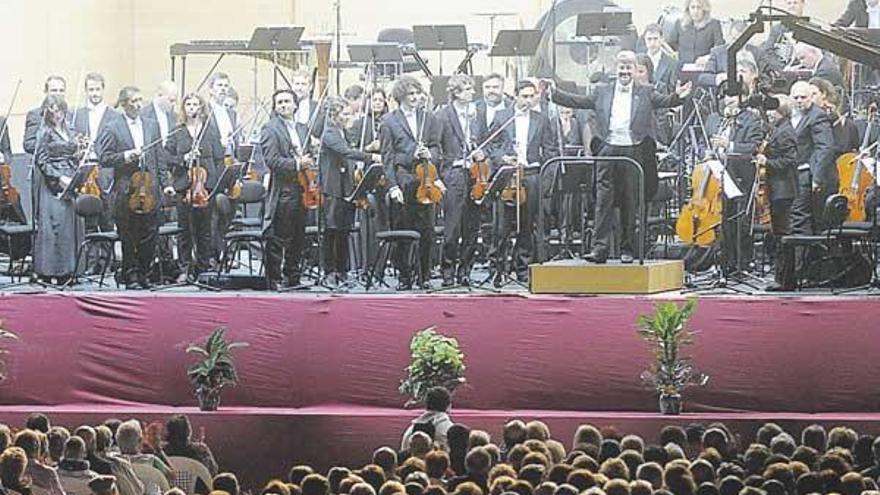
xmin=529 ymin=259 xmax=685 ymax=294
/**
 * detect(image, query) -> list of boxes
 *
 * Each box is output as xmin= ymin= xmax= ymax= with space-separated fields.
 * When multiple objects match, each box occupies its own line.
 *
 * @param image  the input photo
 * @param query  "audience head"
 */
xmin=213 ymin=473 xmax=240 ymax=495
xmin=289 ymin=465 xmax=315 ymax=486
xmin=26 ymin=414 xmax=50 ymax=434
xmin=89 ymin=475 xmax=118 ymax=495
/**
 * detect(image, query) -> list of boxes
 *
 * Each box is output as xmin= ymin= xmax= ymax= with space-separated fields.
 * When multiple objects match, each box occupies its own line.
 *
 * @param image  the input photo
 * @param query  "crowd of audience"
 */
xmin=1 ymin=387 xmax=880 ymax=495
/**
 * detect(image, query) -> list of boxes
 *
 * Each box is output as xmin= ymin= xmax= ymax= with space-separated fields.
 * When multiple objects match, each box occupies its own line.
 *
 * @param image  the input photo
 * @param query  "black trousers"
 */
xmin=177 ymin=201 xmax=214 ymax=273
xmin=265 ymin=190 xmax=307 ymax=283
xmin=770 ymin=198 xmax=794 ymax=285
xmin=490 ymin=173 xmax=538 ymax=278
xmin=441 ymin=167 xmax=480 ymax=281
xmin=117 ymin=209 xmax=158 ymax=283
xmin=392 ymin=170 xmax=434 ymax=284
xmin=323 ymin=229 xmax=349 ymax=275
xmin=791 ymin=170 xmax=832 ymax=235
xmin=594 ymin=144 xmax=640 ymax=255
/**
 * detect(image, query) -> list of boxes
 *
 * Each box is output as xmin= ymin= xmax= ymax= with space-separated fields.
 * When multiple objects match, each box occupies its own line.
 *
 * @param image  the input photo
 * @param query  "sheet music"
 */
xmin=704 ymin=159 xmax=744 ymax=199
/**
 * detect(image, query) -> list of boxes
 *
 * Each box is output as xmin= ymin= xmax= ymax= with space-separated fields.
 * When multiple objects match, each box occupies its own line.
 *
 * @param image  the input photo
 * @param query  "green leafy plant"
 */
xmin=186 ymin=327 xmax=248 ymax=392
xmin=399 ymin=326 xmax=466 ymax=406
xmin=637 ymin=299 xmax=708 ymax=395
xmin=0 ymin=320 xmax=19 ymax=383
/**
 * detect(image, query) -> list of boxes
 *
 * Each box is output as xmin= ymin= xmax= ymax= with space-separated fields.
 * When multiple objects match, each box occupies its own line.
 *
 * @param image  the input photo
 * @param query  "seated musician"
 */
xmin=792 ymin=43 xmax=845 ymax=88
xmin=758 ymin=97 xmax=800 ymax=291
xmin=665 ymin=0 xmax=724 ymax=66
xmin=96 ymin=86 xmax=164 ymax=289
xmin=697 ymin=21 xmax=768 ymax=88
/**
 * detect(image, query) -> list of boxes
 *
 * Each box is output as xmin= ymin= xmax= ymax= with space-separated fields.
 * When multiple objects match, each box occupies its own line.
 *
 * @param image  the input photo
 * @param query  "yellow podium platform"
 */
xmin=529 ymin=259 xmax=684 ymax=294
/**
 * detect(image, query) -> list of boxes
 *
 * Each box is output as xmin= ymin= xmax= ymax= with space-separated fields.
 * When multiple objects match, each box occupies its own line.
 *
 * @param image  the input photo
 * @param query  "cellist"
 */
xmin=96 ymin=86 xmax=164 ymax=289
xmin=165 ymin=93 xmax=223 ymax=278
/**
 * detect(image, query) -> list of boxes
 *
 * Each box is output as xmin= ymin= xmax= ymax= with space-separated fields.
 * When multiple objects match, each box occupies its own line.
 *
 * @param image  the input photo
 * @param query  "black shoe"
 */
xmin=620 ymin=252 xmax=634 ymax=264
xmin=419 ymin=281 xmax=431 ymax=290
xmin=765 ymin=282 xmax=793 ymax=292
xmin=459 ymin=276 xmax=470 ymax=287
xmin=585 ymin=250 xmax=608 ymax=264
xmin=441 ymin=277 xmax=454 ymax=287
xmin=516 ymin=272 xmax=528 ymax=283
xmin=493 ymin=271 xmax=504 ymax=288
xmin=396 ymin=280 xmax=413 ymax=291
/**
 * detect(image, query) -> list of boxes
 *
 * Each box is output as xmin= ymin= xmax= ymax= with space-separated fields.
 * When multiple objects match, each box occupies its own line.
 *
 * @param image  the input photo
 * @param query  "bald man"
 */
xmin=789 ymin=80 xmax=834 ymax=234
xmin=793 ymin=43 xmax=844 ymax=88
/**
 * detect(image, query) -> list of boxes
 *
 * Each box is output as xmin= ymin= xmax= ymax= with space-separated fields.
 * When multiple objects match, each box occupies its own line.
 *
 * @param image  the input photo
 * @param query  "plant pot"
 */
xmin=659 ymin=392 xmax=682 ymax=415
xmin=196 ymin=387 xmax=222 ymax=411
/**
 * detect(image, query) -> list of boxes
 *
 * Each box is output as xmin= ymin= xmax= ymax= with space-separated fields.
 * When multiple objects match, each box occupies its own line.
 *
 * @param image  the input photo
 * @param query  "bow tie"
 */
xmin=617 ymin=84 xmax=632 ymax=93
xmin=127 ymin=118 xmax=140 ymax=126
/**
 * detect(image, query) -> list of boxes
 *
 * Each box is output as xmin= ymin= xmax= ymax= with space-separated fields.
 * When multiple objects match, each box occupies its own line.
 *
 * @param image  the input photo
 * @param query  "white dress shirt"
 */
xmin=284 ymin=118 xmax=303 ymax=156
xmin=211 ymin=102 xmax=234 ymax=150
xmin=294 ymin=99 xmax=312 ymax=125
xmin=868 ymin=3 xmax=880 ymax=28
xmin=608 ymin=83 xmax=634 ymax=146
xmin=514 ymin=109 xmax=530 ymax=164
xmin=486 ymin=101 xmax=504 ymax=128
xmin=126 ymin=115 xmax=144 ymax=150
xmin=403 ymin=109 xmax=419 ymax=139
xmin=87 ymin=102 xmax=108 ymax=143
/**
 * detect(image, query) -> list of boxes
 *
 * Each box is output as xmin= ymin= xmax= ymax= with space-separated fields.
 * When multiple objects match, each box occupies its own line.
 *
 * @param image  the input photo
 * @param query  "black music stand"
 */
xmin=489 ymin=30 xmax=542 ymax=84
xmin=210 ymin=163 xmax=244 ymax=202
xmin=475 ymin=166 xmax=516 ymax=206
xmin=248 ymin=26 xmax=304 ymax=90
xmin=348 ymin=44 xmax=404 ymax=85
xmin=413 ymin=25 xmax=468 ymax=75
xmin=60 ymin=163 xmax=98 ymax=201
xmin=575 ymin=11 xmax=633 ymax=76
xmin=346 ymin=164 xmax=384 ymax=204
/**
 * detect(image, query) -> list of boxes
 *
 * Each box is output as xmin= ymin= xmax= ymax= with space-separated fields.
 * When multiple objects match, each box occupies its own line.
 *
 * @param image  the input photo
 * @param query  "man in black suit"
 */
xmin=260 ymin=89 xmax=313 ymax=289
xmin=756 ymin=98 xmax=800 ymax=290
xmin=789 ymin=80 xmax=835 ymax=234
xmin=835 ymin=0 xmax=879 ymax=27
xmin=551 ymin=51 xmax=692 ymax=263
xmin=643 ymin=24 xmax=679 ymax=94
xmin=435 ymin=74 xmax=486 ymax=287
xmin=380 ymin=75 xmax=444 ymax=290
xmin=474 ymin=73 xmax=510 ymax=132
xmin=697 ymin=21 xmax=768 ymax=88
xmin=96 ymin=86 xmax=164 ymax=289
xmin=487 ymin=80 xmax=558 ymax=284
xmin=24 ymin=75 xmax=66 ymax=155
xmin=793 ymin=43 xmax=845 ymax=88
xmin=141 ymin=81 xmax=178 ymax=184
xmin=207 ymin=72 xmax=241 ymax=255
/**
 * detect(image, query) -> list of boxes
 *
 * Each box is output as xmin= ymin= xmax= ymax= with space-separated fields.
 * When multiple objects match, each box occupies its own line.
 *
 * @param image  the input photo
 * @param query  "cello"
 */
xmin=753 ymin=138 xmax=771 ymax=226
xmin=837 ymin=104 xmax=877 ymax=222
xmin=676 ymin=159 xmax=724 ymax=247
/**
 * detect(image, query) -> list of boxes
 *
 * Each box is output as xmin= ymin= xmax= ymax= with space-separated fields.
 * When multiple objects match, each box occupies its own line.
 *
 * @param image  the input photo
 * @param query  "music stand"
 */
xmin=248 ymin=26 xmax=305 ymax=90
xmin=488 ymin=30 xmax=542 ymax=85
xmin=346 ymin=164 xmax=384 ymax=204
xmin=413 ymin=25 xmax=468 ymax=74
xmin=348 ymin=44 xmax=404 ymax=86
xmin=575 ymin=11 xmax=633 ymax=38
xmin=210 ymin=163 xmax=244 ymax=201
xmin=60 ymin=163 xmax=98 ymax=201
xmin=475 ymin=166 xmax=516 ymax=206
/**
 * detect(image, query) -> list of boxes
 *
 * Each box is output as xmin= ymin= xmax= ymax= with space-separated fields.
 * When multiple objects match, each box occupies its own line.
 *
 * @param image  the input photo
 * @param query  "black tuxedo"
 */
xmin=74 ymin=105 xmax=121 ymax=232
xmin=260 ymin=115 xmax=311 ymax=285
xmin=379 ymin=108 xmax=443 ymax=287
xmin=485 ymin=107 xmax=557 ymax=279
xmin=164 ymin=121 xmax=225 ymax=273
xmin=141 ymin=102 xmax=177 ymax=183
xmin=651 ymin=52 xmax=680 ymax=93
xmin=551 ymin=83 xmax=684 ymax=256
xmin=23 ymin=107 xmax=43 ymax=155
xmin=791 ymin=104 xmax=835 ymax=234
xmin=474 ymin=99 xmax=510 ymax=133
xmin=320 ymin=122 xmax=373 ymax=275
xmin=435 ymin=103 xmax=485 ymax=284
xmin=813 ymin=56 xmax=845 ymax=88
xmin=208 ymin=103 xmax=238 ymax=154
xmin=763 ymin=119 xmax=800 ymax=286
xmin=96 ymin=115 xmax=164 ymax=284
xmin=835 ymin=0 xmax=869 ymax=27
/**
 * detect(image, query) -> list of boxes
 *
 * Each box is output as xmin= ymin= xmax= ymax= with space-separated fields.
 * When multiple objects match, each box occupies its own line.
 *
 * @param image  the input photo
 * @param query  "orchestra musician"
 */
xmin=487 ymin=80 xmax=557 ymax=286
xmin=319 ymin=97 xmax=382 ymax=286
xmin=435 ymin=74 xmax=486 ymax=287
xmin=665 ymin=0 xmax=724 ymax=66
xmin=835 ymin=0 xmax=880 ymax=28
xmin=642 ymin=24 xmax=679 ymax=94
xmin=96 ymin=86 xmax=164 ymax=289
xmin=810 ymin=77 xmax=861 ymax=156
xmin=792 ymin=44 xmax=845 ymax=88
xmin=380 ymin=75 xmax=444 ymax=290
xmin=260 ymin=89 xmax=312 ymax=290
xmin=32 ymin=94 xmax=84 ymax=285
xmin=761 ymin=0 xmax=805 ymax=71
xmin=166 ymin=92 xmax=223 ymax=278
xmin=546 ymin=105 xmax=587 ymax=241
xmin=207 ymin=73 xmax=240 ymax=256
xmin=24 ymin=76 xmax=67 ymax=155
xmin=757 ymin=97 xmax=801 ymax=291
xmin=550 ymin=51 xmax=692 ymax=264
xmin=788 ymin=80 xmax=835 ymax=234
xmin=475 ymin=73 xmax=510 ymax=131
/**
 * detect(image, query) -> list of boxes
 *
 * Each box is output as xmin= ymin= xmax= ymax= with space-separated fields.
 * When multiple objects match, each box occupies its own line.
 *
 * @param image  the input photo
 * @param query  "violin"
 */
xmin=298 ymin=161 xmax=322 ymax=209
xmin=129 ymin=161 xmax=157 ymax=215
xmin=753 ymin=139 xmax=771 ymax=226
xmin=676 ymin=159 xmax=723 ymax=246
xmin=500 ymin=162 xmax=527 ymax=206
xmin=415 ymin=156 xmax=443 ymax=205
xmin=80 ymin=165 xmax=102 ymax=199
xmin=0 ymin=155 xmax=19 ymax=207
xmin=837 ymin=104 xmax=877 ymax=222
xmin=225 ymin=154 xmax=243 ymax=201
xmin=187 ymin=159 xmax=210 ymax=209
xmin=469 ymin=157 xmax=491 ymax=201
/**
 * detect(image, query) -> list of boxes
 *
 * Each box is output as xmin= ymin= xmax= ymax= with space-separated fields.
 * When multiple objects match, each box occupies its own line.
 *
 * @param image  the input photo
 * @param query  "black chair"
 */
xmin=0 ymin=222 xmax=33 ymax=284
xmin=366 ymin=230 xmax=421 ymax=290
xmin=70 ymin=195 xmax=118 ymax=287
xmin=220 ymin=181 xmax=266 ymax=275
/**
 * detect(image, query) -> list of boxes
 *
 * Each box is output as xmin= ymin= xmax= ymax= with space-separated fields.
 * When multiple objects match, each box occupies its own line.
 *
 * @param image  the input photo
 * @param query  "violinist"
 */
xmin=33 ymin=94 xmax=84 ymax=285
xmin=474 ymin=74 xmax=510 ymax=130
xmin=487 ymin=80 xmax=557 ymax=286
xmin=319 ymin=97 xmax=382 ymax=286
xmin=24 ymin=75 xmax=66 ymax=155
xmin=260 ymin=89 xmax=312 ymax=290
xmin=165 ymin=92 xmax=223 ymax=277
xmin=436 ymin=74 xmax=486 ymax=287
xmin=380 ymin=75 xmax=443 ymax=290
xmin=96 ymin=86 xmax=164 ymax=289
xmin=208 ymin=73 xmax=240 ymax=256
xmin=757 ymin=97 xmax=800 ymax=291
xmin=349 ymin=88 xmax=387 ymax=149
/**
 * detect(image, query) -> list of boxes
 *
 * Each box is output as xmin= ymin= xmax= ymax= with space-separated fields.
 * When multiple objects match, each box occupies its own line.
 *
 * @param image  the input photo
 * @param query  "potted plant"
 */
xmin=636 ymin=299 xmax=708 ymax=415
xmin=399 ymin=326 xmax=466 ymax=407
xmin=0 ymin=320 xmax=19 ymax=382
xmin=185 ymin=327 xmax=248 ymax=411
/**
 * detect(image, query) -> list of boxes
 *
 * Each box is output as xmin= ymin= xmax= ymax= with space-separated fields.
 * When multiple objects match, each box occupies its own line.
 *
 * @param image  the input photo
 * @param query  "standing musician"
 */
xmin=788 ymin=80 xmax=835 ymax=234
xmin=642 ymin=24 xmax=679 ymax=94
xmin=32 ymin=94 xmax=84 ymax=285
xmin=207 ymin=73 xmax=240 ymax=256
xmin=319 ymin=97 xmax=382 ymax=286
xmin=487 ymin=80 xmax=557 ymax=286
xmin=24 ymin=76 xmax=67 ymax=155
xmin=810 ymin=78 xmax=861 ymax=157
xmin=546 ymin=105 xmax=587 ymax=241
xmin=96 ymin=86 xmax=164 ymax=289
xmin=835 ymin=0 xmax=880 ymax=28
xmin=757 ymin=97 xmax=800 ymax=291
xmin=292 ymin=71 xmax=322 ymax=132
xmin=550 ymin=51 xmax=692 ymax=264
xmin=380 ymin=75 xmax=444 ymax=290
xmin=436 ymin=74 xmax=486 ymax=287
xmin=260 ymin=89 xmax=313 ymax=290
xmin=165 ymin=93 xmax=223 ymax=277
xmin=0 ymin=110 xmax=16 ymax=224
xmin=475 ymin=74 xmax=510 ymax=131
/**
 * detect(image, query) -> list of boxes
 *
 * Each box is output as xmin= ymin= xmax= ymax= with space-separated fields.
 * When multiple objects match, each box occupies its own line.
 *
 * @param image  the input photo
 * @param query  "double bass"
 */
xmin=837 ymin=104 xmax=877 ymax=222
